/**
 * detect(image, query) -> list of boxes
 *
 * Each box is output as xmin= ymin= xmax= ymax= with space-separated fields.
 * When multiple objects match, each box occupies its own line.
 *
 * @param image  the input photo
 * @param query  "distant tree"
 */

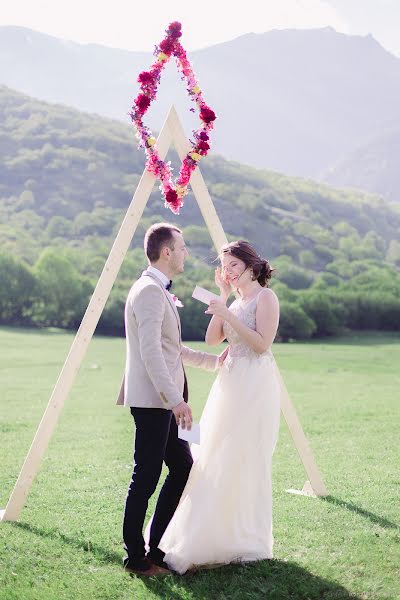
xmin=270 ymin=281 xmax=297 ymax=302
xmin=299 ymin=250 xmax=318 ymax=268
xmin=278 ymin=302 xmax=316 ymax=341
xmin=183 ymin=225 xmax=212 ymax=248
xmin=312 ymin=272 xmax=342 ymax=289
xmin=277 ymin=264 xmax=314 ymax=290
xmin=299 ymin=291 xmax=344 ymax=336
xmin=313 ymin=244 xmax=335 ymax=264
xmin=47 ymin=216 xmax=74 ymax=239
xmin=98 ymin=288 xmax=126 ymax=335
xmin=33 ymin=249 xmax=92 ymax=328
xmin=386 ymin=240 xmax=400 ymax=266
xmin=0 ymin=253 xmax=37 ymax=324
xmin=332 ymin=221 xmax=358 ymax=237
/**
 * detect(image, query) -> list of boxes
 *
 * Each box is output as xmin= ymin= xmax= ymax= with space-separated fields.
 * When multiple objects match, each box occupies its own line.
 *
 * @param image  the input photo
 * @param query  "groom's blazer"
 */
xmin=118 ymin=269 xmax=218 ymax=409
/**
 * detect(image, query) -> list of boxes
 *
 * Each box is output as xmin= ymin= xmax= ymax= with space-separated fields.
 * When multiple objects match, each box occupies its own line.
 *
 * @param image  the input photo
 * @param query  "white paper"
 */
xmin=178 ymin=422 xmax=201 ymax=445
xmin=192 ymin=285 xmax=220 ymax=305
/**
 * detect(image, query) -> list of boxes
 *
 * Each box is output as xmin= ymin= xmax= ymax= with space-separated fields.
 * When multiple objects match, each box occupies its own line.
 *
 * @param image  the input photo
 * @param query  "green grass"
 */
xmin=0 ymin=327 xmax=399 ymax=600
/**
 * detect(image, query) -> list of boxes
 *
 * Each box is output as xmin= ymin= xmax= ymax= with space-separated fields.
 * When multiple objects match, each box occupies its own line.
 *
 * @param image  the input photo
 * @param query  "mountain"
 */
xmin=1 ymin=25 xmax=400 ymax=188
xmin=323 ymin=129 xmax=400 ymax=203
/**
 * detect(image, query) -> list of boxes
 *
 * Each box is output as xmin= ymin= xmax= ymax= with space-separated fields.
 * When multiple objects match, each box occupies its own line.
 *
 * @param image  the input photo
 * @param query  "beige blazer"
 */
xmin=117 ymin=269 xmax=218 ymax=409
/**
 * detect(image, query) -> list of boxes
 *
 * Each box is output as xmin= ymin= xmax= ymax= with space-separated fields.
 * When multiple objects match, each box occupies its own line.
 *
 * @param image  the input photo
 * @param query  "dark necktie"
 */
xmin=166 ymin=280 xmax=173 ymax=291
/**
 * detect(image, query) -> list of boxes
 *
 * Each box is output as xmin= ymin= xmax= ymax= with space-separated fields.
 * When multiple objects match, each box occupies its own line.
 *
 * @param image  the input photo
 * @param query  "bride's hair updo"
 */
xmin=219 ymin=240 xmax=275 ymax=287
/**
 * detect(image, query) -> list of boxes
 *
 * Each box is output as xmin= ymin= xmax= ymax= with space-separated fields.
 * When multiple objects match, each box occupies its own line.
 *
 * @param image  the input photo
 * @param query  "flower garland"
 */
xmin=129 ymin=21 xmax=216 ymax=214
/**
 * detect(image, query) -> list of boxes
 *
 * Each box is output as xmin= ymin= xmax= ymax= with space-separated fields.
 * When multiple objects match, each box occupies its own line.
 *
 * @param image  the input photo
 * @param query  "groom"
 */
xmin=120 ymin=222 xmax=225 ymax=576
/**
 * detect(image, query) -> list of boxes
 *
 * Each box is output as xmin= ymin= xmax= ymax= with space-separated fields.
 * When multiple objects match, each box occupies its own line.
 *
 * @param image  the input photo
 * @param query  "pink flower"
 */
xmin=159 ymin=38 xmax=175 ymax=54
xmin=167 ymin=21 xmax=182 ymax=39
xmin=137 ymin=71 xmax=154 ymax=85
xmin=171 ymin=294 xmax=184 ymax=307
xmin=165 ymin=188 xmax=178 ymax=204
xmin=135 ymin=94 xmax=151 ymax=112
xmin=197 ymin=140 xmax=210 ymax=154
xmin=199 ymin=106 xmax=216 ymax=124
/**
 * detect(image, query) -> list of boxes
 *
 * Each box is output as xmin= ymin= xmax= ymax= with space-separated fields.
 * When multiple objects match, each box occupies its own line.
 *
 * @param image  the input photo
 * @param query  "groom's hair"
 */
xmin=144 ymin=223 xmax=182 ymax=262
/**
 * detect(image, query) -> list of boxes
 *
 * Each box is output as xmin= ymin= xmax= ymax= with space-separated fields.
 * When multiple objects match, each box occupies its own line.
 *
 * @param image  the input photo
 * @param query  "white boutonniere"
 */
xmin=169 ymin=292 xmax=184 ymax=308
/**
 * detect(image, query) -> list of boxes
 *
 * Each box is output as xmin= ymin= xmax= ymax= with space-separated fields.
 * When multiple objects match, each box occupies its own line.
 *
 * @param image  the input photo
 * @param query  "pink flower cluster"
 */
xmin=129 ymin=21 xmax=217 ymax=214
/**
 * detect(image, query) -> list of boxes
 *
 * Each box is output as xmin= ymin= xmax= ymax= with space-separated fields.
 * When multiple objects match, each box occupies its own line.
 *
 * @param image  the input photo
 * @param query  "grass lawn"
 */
xmin=0 ymin=327 xmax=399 ymax=599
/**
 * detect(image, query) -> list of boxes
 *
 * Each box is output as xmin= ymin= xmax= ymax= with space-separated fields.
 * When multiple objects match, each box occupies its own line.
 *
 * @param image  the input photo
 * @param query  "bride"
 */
xmin=158 ymin=239 xmax=281 ymax=574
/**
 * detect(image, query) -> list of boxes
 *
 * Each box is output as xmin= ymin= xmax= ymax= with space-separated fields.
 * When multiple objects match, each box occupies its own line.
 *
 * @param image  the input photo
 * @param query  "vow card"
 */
xmin=178 ymin=422 xmax=201 ymax=445
xmin=192 ymin=285 xmax=220 ymax=305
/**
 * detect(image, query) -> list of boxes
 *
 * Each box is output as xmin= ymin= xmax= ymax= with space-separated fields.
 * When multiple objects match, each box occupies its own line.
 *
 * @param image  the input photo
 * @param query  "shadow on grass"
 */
xmin=322 ymin=495 xmax=399 ymax=530
xmin=11 ymin=521 xmax=365 ymax=598
xmin=138 ymin=559 xmax=363 ymax=600
xmin=12 ymin=521 xmax=121 ymax=566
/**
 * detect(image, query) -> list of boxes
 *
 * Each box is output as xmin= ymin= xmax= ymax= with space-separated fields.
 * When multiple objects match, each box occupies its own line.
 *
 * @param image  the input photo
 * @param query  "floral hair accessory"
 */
xmin=129 ymin=22 xmax=217 ymax=214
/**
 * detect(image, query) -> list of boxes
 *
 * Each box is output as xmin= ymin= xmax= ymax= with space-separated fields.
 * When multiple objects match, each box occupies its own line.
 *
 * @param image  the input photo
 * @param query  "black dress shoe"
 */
xmin=123 ymin=556 xmax=171 ymax=577
xmin=150 ymin=557 xmax=171 ymax=570
xmin=123 ymin=556 xmax=152 ymax=573
xmin=147 ymin=552 xmax=170 ymax=570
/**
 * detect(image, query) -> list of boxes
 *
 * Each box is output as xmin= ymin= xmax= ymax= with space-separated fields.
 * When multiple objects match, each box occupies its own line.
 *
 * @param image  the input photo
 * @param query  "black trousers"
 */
xmin=123 ymin=405 xmax=193 ymax=562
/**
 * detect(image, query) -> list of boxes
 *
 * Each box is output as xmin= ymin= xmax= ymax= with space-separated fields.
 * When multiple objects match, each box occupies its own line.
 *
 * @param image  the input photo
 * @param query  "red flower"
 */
xmin=135 ymin=94 xmax=151 ymax=112
xmin=199 ymin=106 xmax=216 ymax=123
xmin=138 ymin=71 xmax=154 ymax=85
xmin=165 ymin=189 xmax=178 ymax=204
xmin=160 ymin=38 xmax=175 ymax=54
xmin=197 ymin=140 xmax=210 ymax=153
xmin=167 ymin=21 xmax=182 ymax=39
xmin=199 ymin=131 xmax=209 ymax=141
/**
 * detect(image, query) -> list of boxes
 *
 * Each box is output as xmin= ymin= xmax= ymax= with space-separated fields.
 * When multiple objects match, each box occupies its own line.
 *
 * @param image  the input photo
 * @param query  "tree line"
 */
xmin=2 ymin=248 xmax=399 ymax=341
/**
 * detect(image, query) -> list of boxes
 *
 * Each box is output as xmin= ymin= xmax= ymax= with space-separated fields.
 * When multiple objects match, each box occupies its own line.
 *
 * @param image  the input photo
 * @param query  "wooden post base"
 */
xmin=286 ymin=480 xmax=325 ymax=498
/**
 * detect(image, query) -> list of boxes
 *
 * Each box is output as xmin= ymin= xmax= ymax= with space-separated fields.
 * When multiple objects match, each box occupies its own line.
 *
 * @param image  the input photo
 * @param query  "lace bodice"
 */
xmin=223 ymin=292 xmax=273 ymax=365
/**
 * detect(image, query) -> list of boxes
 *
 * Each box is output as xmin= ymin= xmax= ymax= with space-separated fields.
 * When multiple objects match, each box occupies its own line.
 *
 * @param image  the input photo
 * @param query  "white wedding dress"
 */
xmin=159 ymin=292 xmax=281 ymax=574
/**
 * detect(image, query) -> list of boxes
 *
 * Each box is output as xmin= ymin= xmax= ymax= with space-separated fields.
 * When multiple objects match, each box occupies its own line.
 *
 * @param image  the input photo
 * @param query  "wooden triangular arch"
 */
xmin=1 ymin=106 xmax=326 ymax=523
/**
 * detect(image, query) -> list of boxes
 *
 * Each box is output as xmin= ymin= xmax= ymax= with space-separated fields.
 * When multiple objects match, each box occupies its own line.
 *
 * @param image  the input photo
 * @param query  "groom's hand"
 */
xmin=218 ymin=346 xmax=229 ymax=367
xmin=172 ymin=401 xmax=193 ymax=430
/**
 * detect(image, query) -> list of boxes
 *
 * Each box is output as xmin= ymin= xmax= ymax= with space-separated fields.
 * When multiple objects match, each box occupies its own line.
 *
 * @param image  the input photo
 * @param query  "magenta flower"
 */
xmin=129 ymin=22 xmax=216 ymax=213
xmin=199 ymin=106 xmax=216 ymax=124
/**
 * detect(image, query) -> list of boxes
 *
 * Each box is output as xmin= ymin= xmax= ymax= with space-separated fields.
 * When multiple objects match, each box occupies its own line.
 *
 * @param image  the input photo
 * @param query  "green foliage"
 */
xmin=1 ymin=86 xmax=400 ymax=339
xmin=299 ymin=291 xmax=345 ymax=336
xmin=274 ymin=258 xmax=314 ymax=290
xmin=0 ymin=253 xmax=36 ymax=324
xmin=278 ymin=302 xmax=316 ymax=341
xmin=32 ymin=249 xmax=92 ymax=328
xmin=386 ymin=239 xmax=400 ymax=266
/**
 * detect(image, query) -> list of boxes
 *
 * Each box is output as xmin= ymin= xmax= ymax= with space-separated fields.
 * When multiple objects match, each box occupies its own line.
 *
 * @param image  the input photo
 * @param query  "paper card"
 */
xmin=178 ymin=422 xmax=200 ymax=445
xmin=192 ymin=285 xmax=220 ymax=305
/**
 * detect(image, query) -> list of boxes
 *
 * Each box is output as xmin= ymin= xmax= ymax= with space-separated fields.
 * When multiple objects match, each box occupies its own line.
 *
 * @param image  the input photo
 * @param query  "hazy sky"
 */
xmin=1 ymin=0 xmax=399 ymax=57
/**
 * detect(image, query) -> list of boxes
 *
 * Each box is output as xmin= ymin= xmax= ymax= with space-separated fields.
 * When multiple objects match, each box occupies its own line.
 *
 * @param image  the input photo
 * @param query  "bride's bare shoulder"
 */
xmin=257 ymin=288 xmax=279 ymax=309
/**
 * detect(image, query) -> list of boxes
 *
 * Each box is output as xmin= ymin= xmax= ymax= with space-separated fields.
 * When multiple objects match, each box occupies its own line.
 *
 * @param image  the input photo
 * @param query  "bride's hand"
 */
xmin=205 ymin=299 xmax=231 ymax=320
xmin=215 ymin=267 xmax=231 ymax=300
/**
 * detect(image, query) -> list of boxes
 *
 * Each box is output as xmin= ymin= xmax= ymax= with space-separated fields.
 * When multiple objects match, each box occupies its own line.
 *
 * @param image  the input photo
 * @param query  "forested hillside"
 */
xmin=1 ymin=86 xmax=400 ymax=340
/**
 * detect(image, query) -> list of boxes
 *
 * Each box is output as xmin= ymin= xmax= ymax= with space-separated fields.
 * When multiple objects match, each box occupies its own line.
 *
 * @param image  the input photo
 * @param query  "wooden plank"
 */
xmin=275 ymin=364 xmax=327 ymax=496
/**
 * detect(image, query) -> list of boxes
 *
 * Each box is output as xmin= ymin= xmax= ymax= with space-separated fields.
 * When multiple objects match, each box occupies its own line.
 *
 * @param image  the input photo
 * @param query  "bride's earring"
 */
xmin=250 ymin=269 xmax=256 ymax=281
